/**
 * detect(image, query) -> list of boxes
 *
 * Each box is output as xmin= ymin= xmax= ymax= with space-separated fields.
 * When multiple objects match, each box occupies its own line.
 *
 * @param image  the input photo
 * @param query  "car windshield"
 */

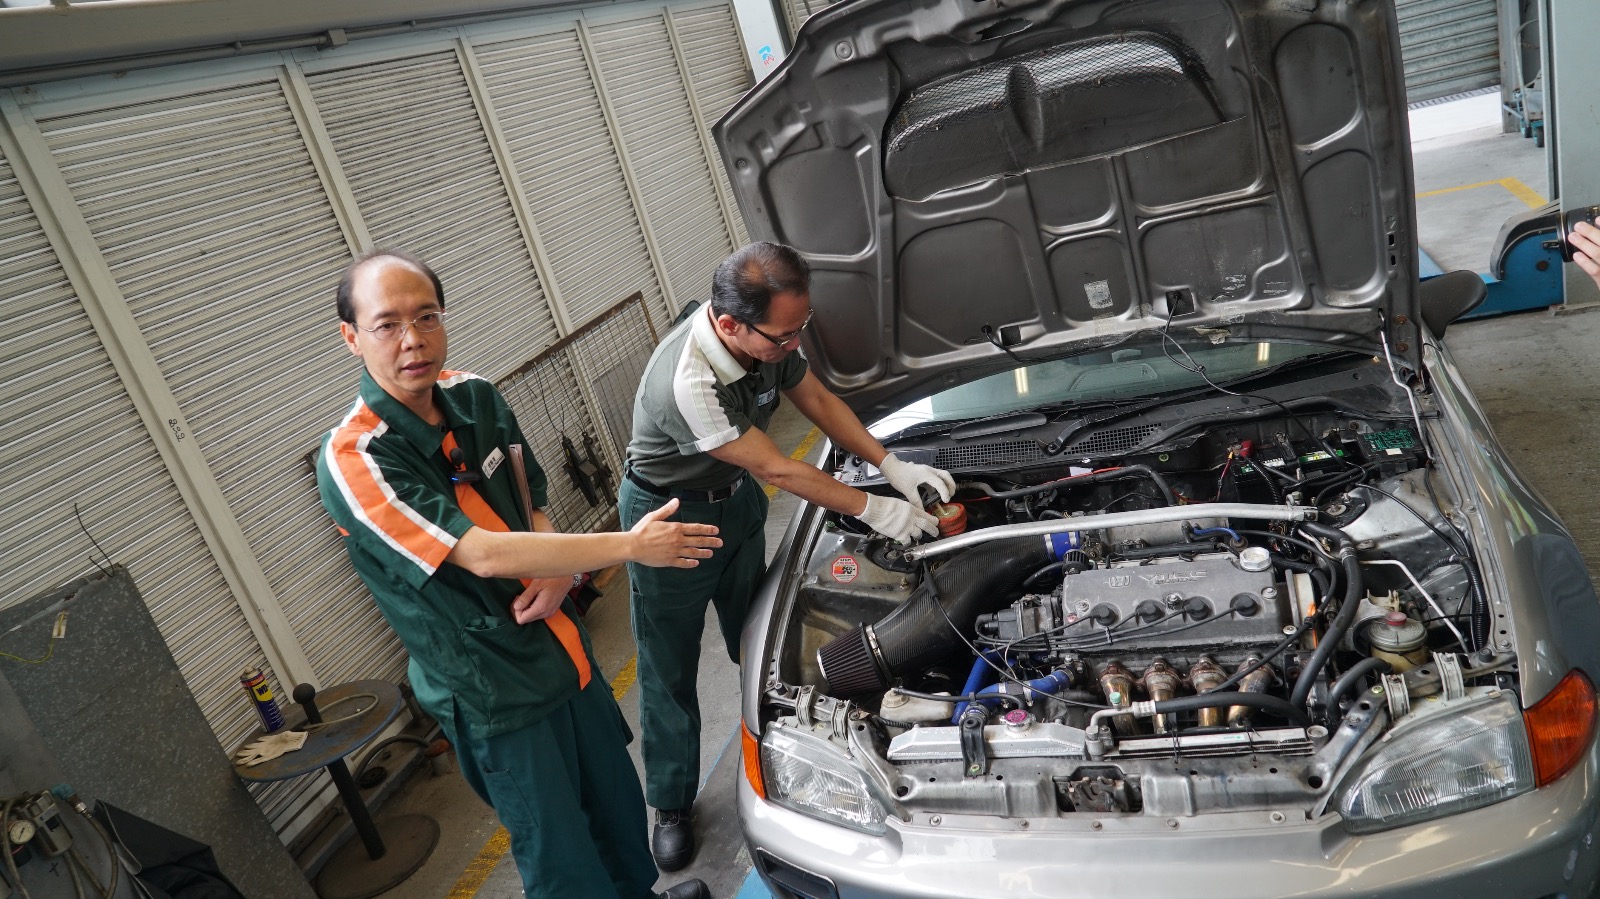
xmin=876 ymin=338 xmax=1342 ymax=432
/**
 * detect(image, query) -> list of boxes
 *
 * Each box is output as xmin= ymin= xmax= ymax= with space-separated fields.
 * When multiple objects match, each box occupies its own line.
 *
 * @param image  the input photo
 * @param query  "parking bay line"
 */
xmin=451 ymin=427 xmax=821 ymax=896
xmin=1415 ymin=176 xmax=1546 ymax=209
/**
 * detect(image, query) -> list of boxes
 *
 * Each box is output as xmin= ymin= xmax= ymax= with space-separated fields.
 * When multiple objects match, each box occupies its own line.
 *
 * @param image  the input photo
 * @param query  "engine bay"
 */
xmin=757 ymin=398 xmax=1519 ymax=824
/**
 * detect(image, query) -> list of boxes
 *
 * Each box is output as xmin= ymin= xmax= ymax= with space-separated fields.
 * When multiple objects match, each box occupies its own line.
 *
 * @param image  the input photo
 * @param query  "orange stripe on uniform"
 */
xmin=443 ymin=434 xmax=593 ymax=690
xmin=332 ymin=403 xmax=456 ymax=569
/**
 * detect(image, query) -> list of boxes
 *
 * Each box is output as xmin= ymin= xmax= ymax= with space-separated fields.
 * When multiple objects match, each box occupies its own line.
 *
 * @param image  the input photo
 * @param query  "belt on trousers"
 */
xmin=625 ymin=467 xmax=744 ymax=503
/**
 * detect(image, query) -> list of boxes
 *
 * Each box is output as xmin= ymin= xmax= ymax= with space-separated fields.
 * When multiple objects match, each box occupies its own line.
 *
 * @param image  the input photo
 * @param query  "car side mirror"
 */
xmin=1418 ymin=270 xmax=1487 ymax=337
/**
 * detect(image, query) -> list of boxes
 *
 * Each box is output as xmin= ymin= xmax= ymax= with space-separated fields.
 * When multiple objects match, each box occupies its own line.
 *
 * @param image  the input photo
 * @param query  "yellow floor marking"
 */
xmin=446 ymin=826 xmax=511 ymax=898
xmin=766 ymin=427 xmax=823 ymax=498
xmin=1416 ymin=176 xmax=1547 ymax=209
xmin=610 ymin=655 xmax=638 ymax=701
xmin=450 ymin=431 xmax=817 ymax=893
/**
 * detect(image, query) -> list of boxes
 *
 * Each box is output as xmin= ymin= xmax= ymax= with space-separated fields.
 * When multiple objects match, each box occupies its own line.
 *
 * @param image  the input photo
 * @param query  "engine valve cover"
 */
xmin=975 ymin=552 xmax=1289 ymax=665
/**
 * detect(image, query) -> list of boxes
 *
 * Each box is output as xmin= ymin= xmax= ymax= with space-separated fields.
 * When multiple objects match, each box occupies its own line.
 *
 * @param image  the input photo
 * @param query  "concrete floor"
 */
xmin=330 ymin=91 xmax=1578 ymax=899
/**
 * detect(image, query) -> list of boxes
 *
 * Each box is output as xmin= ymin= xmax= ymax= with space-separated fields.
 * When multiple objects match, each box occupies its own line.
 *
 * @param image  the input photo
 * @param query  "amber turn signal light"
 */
xmin=742 ymin=722 xmax=767 ymax=800
xmin=1526 ymin=669 xmax=1598 ymax=787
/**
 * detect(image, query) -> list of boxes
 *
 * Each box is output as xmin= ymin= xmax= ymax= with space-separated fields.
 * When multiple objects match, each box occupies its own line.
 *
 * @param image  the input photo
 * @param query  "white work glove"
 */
xmin=878 ymin=453 xmax=956 ymax=507
xmin=856 ymin=494 xmax=939 ymax=544
xmin=233 ymin=730 xmax=308 ymax=767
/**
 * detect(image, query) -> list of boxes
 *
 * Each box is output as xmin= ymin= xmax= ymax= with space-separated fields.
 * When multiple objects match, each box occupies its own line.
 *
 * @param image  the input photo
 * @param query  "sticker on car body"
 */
xmin=831 ymin=556 xmax=860 ymax=583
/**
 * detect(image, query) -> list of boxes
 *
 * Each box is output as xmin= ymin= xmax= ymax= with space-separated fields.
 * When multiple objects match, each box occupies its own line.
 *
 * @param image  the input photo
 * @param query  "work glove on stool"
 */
xmin=656 ymin=878 xmax=710 ymax=899
xmin=233 ymin=730 xmax=307 ymax=766
xmin=652 ymin=807 xmax=694 ymax=872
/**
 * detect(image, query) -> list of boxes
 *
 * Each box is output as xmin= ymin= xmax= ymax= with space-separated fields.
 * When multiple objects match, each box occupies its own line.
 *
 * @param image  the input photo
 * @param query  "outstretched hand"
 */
xmin=630 ymin=497 xmax=722 ymax=568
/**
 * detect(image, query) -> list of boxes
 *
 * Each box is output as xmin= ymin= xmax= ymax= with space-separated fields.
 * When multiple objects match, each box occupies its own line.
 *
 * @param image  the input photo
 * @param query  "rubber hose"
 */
xmin=966 ymin=465 xmax=1175 ymax=505
xmin=1463 ymin=556 xmax=1490 ymax=651
xmin=973 ymin=669 xmax=1075 ymax=708
xmin=1326 ymin=657 xmax=1393 ymax=716
xmin=1290 ymin=522 xmax=1363 ymax=712
xmin=1150 ymin=691 xmax=1311 ymax=727
xmin=356 ymin=733 xmax=433 ymax=780
xmin=952 ymin=650 xmax=1005 ymax=723
xmin=1022 ymin=561 xmax=1065 ymax=590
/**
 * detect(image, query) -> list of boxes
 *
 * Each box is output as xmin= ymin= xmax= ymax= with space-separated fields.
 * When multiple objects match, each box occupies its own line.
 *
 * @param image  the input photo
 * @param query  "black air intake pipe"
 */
xmin=817 ymin=537 xmax=1053 ymax=697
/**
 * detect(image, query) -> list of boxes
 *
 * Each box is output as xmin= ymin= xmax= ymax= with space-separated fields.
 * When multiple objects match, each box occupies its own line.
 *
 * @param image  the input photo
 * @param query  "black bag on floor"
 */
xmin=92 ymin=801 xmax=246 ymax=899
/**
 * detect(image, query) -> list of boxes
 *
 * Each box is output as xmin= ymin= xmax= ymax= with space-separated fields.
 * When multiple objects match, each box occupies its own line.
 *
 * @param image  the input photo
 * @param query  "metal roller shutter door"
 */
xmin=306 ymin=52 xmax=560 ymax=378
xmin=589 ymin=13 xmax=735 ymax=311
xmin=32 ymin=81 xmax=395 ymax=828
xmin=671 ymin=3 xmax=755 ymax=248
xmin=1396 ymin=0 xmax=1501 ymax=103
xmin=781 ymin=0 xmax=838 ymax=38
xmin=472 ymin=29 xmax=670 ymax=332
xmin=0 ymin=140 xmax=306 ymax=819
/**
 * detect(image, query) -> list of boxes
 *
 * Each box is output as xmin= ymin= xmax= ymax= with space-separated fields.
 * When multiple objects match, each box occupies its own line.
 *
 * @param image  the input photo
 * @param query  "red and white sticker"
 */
xmin=831 ymin=556 xmax=860 ymax=583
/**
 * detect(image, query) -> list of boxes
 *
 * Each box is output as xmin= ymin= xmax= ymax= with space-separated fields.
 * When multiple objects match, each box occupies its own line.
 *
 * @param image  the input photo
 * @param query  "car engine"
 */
xmin=756 ymin=407 xmax=1516 ymax=823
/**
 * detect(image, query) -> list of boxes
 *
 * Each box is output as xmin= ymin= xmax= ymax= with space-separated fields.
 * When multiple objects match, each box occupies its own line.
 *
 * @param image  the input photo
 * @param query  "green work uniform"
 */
xmin=318 ymin=369 xmax=655 ymax=899
xmin=621 ymin=306 xmax=807 ymax=809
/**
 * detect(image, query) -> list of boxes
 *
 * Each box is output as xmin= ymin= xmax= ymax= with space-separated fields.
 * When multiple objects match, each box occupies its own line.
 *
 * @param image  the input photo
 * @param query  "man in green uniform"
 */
xmin=317 ymin=249 xmax=720 ymax=899
xmin=621 ymin=242 xmax=956 ymax=870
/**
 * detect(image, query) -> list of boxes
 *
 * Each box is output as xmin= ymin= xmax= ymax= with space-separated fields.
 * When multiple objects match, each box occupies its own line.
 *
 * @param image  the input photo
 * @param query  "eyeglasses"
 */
xmin=360 ymin=310 xmax=447 ymax=341
xmin=745 ymin=310 xmax=813 ymax=348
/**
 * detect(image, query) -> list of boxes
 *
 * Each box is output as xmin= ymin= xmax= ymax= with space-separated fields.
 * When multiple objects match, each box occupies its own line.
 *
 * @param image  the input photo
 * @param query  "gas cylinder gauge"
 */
xmin=6 ymin=817 xmax=35 ymax=845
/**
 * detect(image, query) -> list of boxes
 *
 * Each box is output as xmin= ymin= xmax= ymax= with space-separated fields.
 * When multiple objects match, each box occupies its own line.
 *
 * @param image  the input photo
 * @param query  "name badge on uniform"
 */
xmin=481 ymin=446 xmax=505 ymax=480
xmin=757 ymin=387 xmax=778 ymax=406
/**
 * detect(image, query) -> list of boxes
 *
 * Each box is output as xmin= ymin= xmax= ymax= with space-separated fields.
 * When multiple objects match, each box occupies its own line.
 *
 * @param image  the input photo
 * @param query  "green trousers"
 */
xmin=444 ymin=677 xmax=657 ymax=899
xmin=619 ymin=475 xmax=769 ymax=810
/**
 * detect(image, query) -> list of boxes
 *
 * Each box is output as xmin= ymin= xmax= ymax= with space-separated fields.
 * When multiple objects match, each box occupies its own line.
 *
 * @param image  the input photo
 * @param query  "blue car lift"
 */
xmin=1421 ymin=200 xmax=1566 ymax=319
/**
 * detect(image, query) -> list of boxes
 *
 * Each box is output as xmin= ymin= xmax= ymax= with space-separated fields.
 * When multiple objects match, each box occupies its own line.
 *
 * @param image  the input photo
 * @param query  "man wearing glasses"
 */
xmin=620 ymin=242 xmax=955 ymax=870
xmin=317 ymin=249 xmax=719 ymax=899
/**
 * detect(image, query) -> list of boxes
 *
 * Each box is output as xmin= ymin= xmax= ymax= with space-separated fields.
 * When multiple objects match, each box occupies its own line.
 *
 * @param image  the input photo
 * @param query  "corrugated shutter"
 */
xmin=473 ymin=29 xmax=670 ymax=333
xmin=781 ymin=0 xmax=838 ymax=38
xmin=0 ymin=138 xmax=305 ymax=816
xmin=589 ymin=13 xmax=735 ymax=310
xmin=306 ymin=52 xmax=559 ymax=377
xmin=32 ymin=81 xmax=389 ymax=828
xmin=1396 ymin=0 xmax=1500 ymax=103
xmin=672 ymin=3 xmax=755 ymax=247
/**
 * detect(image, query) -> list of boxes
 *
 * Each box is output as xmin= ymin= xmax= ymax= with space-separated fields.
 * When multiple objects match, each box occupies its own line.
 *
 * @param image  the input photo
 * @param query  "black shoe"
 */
xmin=656 ymin=878 xmax=709 ymax=899
xmin=651 ymin=806 xmax=695 ymax=872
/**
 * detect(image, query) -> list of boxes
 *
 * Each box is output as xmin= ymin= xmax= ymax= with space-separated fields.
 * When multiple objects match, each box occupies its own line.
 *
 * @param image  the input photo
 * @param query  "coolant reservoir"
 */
xmin=1366 ymin=611 xmax=1429 ymax=672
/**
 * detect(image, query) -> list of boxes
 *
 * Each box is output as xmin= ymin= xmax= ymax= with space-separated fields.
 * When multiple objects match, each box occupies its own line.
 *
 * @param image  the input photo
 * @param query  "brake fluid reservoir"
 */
xmin=1366 ymin=611 xmax=1429 ymax=672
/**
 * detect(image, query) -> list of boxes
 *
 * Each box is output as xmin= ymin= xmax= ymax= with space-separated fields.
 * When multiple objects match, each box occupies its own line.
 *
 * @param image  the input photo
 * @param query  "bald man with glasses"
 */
xmin=619 ymin=242 xmax=955 ymax=871
xmin=317 ymin=249 xmax=718 ymax=899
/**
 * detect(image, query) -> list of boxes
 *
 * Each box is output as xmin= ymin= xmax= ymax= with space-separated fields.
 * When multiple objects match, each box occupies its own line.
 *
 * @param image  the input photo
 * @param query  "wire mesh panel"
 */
xmin=566 ymin=294 xmax=659 ymax=468
xmin=306 ymin=52 xmax=559 ymax=379
xmin=494 ymin=293 xmax=661 ymax=532
xmin=497 ymin=353 xmax=616 ymax=535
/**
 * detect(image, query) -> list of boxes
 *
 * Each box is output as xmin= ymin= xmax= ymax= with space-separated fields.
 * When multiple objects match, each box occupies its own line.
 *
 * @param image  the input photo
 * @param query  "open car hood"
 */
xmin=714 ymin=0 xmax=1421 ymax=420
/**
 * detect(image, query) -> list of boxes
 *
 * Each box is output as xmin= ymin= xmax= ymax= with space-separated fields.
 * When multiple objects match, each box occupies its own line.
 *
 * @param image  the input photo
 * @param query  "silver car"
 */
xmin=713 ymin=0 xmax=1600 ymax=896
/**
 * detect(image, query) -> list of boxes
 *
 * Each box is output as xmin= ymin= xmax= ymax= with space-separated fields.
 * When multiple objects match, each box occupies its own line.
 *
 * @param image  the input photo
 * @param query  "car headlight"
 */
xmin=1335 ymin=691 xmax=1534 ymax=833
xmin=761 ymin=724 xmax=890 ymax=835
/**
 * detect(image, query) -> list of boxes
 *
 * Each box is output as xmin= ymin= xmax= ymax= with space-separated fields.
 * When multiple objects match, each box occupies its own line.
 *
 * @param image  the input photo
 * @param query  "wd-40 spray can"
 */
xmin=241 ymin=667 xmax=285 ymax=733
